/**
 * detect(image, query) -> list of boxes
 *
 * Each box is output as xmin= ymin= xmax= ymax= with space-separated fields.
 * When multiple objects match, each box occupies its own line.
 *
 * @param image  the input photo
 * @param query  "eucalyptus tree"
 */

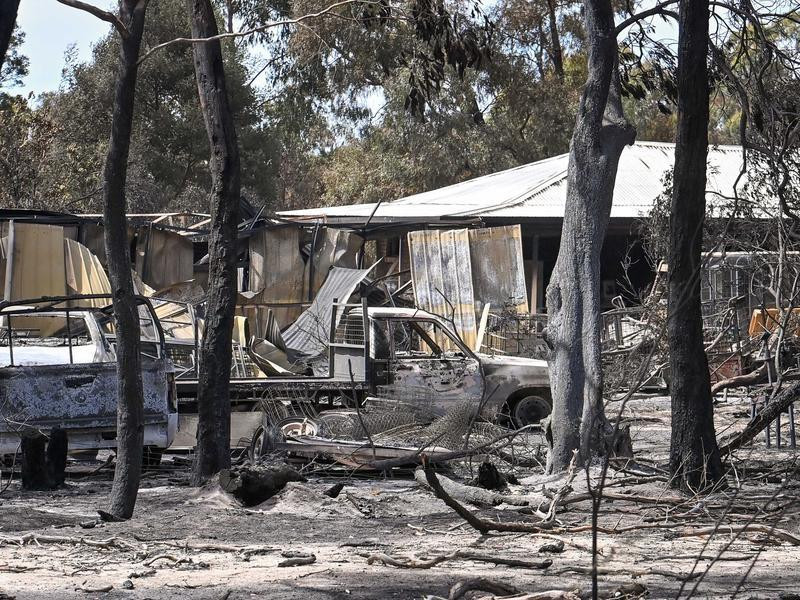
xmin=186 ymin=0 xmax=242 ymax=484
xmin=57 ymin=0 xmax=150 ymax=519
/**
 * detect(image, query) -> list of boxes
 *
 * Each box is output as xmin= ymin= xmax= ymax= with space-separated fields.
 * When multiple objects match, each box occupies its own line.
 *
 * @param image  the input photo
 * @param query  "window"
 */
xmin=387 ymin=318 xmax=466 ymax=359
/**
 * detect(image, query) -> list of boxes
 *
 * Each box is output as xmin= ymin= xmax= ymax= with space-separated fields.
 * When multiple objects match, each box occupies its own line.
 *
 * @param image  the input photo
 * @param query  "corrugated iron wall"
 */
xmin=407 ymin=225 xmax=529 ymax=350
xmin=407 ymin=228 xmax=478 ymax=350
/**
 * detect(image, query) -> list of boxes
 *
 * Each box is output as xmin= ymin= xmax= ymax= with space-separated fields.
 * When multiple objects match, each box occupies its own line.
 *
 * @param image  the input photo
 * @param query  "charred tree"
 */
xmin=543 ymin=0 xmax=635 ymax=473
xmin=667 ymin=0 xmax=724 ymax=493
xmin=545 ymin=0 xmax=563 ymax=80
xmin=0 ymin=0 xmax=20 ymax=72
xmin=188 ymin=0 xmax=241 ymax=484
xmin=100 ymin=0 xmax=149 ymax=519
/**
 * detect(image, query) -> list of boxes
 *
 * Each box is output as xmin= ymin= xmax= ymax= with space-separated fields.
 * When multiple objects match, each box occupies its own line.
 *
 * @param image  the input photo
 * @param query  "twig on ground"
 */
xmin=142 ymin=554 xmax=193 ymax=567
xmin=676 ymin=523 xmax=800 ymax=545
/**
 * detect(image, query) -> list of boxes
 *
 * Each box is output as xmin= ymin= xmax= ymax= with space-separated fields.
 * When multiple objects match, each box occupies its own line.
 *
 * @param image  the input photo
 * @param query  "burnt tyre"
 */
xmin=249 ymin=426 xmax=267 ymax=462
xmin=249 ymin=420 xmax=292 ymax=461
xmin=511 ymin=394 xmax=552 ymax=427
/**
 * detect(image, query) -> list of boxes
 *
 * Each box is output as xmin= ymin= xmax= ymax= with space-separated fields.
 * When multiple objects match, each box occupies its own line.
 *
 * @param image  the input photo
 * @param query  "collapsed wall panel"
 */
xmin=468 ymin=225 xmax=529 ymax=314
xmin=247 ymin=226 xmax=306 ymax=326
xmin=308 ymin=228 xmax=361 ymax=293
xmin=2 ymin=222 xmax=67 ymax=301
xmin=407 ymin=225 xmax=529 ymax=350
xmin=407 ymin=228 xmax=478 ymax=350
xmin=134 ymin=227 xmax=194 ymax=291
xmin=64 ymin=239 xmax=113 ymax=307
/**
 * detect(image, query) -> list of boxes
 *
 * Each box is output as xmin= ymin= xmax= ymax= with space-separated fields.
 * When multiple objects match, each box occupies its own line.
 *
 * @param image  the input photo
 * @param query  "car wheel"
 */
xmin=512 ymin=395 xmax=552 ymax=427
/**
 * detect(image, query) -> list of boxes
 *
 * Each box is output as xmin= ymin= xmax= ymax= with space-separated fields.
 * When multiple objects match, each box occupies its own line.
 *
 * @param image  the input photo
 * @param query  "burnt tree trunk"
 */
xmin=188 ymin=0 xmax=241 ymax=485
xmin=0 ymin=0 xmax=20 ymax=72
xmin=667 ymin=0 xmax=724 ymax=493
xmin=545 ymin=0 xmax=563 ymax=79
xmin=103 ymin=0 xmax=148 ymax=519
xmin=543 ymin=0 xmax=635 ymax=473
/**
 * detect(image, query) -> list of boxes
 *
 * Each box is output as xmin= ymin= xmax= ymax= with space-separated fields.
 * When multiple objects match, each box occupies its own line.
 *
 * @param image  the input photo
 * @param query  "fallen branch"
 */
xmin=278 ymin=553 xmax=316 ymax=567
xmin=437 ymin=579 xmax=580 ymax=600
xmin=368 ymin=425 xmax=536 ymax=471
xmin=446 ymin=577 xmax=520 ymax=600
xmin=75 ymin=584 xmax=113 ymax=593
xmin=142 ymin=554 xmax=192 ymax=567
xmin=71 ymin=454 xmax=114 ymax=479
xmin=720 ymin=381 xmax=800 ymax=455
xmin=0 ymin=533 xmax=135 ymax=551
xmin=421 ymin=458 xmax=552 ymax=534
xmin=365 ymin=549 xmax=552 ymax=570
xmin=711 ymin=363 xmax=767 ymax=395
xmin=413 ymin=468 xmax=533 ymax=508
xmin=548 ymin=564 xmax=700 ymax=581
xmin=162 ymin=540 xmax=277 ymax=556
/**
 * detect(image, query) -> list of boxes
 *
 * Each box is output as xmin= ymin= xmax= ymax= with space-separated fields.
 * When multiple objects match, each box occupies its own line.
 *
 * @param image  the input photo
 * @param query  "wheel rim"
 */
xmin=513 ymin=395 xmax=551 ymax=426
xmin=250 ymin=428 xmax=266 ymax=460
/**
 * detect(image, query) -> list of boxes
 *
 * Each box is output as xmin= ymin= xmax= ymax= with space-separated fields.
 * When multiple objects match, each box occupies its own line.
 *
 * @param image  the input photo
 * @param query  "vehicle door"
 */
xmin=382 ymin=316 xmax=484 ymax=415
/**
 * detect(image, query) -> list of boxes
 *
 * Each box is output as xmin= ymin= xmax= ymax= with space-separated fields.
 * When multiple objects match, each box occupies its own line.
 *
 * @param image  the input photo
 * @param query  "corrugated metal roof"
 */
xmin=278 ymin=142 xmax=752 ymax=223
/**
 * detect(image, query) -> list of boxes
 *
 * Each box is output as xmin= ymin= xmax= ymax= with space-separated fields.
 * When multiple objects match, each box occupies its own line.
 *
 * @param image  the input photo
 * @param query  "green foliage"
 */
xmin=0 ymin=26 xmax=28 ymax=92
xmin=9 ymin=0 xmax=794 ymax=216
xmin=0 ymin=2 xmax=277 ymax=213
xmin=259 ymin=0 xmax=585 ymax=208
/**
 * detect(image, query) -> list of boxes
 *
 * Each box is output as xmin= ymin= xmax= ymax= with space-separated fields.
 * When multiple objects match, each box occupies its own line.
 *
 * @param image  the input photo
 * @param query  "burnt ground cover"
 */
xmin=1 ymin=394 xmax=799 ymax=600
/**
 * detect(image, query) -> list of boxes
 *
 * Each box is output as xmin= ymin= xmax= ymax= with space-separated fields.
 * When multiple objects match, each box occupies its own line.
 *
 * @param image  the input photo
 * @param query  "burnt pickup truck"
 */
xmin=349 ymin=306 xmax=551 ymax=425
xmin=167 ymin=301 xmax=551 ymax=451
xmin=0 ymin=295 xmax=178 ymax=457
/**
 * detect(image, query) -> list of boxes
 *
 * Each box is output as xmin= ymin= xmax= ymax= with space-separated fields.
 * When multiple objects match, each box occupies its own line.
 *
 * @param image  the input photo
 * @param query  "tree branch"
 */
xmin=615 ymin=0 xmax=679 ymax=35
xmin=137 ymin=0 xmax=378 ymax=64
xmin=55 ymin=0 xmax=130 ymax=39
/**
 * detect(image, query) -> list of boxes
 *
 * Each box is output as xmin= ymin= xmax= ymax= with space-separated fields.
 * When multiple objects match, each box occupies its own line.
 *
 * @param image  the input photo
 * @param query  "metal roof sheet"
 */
xmin=279 ymin=142 xmax=753 ymax=223
xmin=283 ymin=265 xmax=374 ymax=360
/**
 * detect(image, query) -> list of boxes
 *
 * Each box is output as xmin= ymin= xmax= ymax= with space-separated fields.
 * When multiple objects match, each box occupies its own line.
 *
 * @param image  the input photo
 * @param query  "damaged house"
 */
xmin=276 ymin=141 xmax=749 ymax=315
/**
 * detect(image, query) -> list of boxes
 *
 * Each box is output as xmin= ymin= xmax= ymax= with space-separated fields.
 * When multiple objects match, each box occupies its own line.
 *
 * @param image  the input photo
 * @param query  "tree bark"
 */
xmin=667 ymin=0 xmax=724 ymax=493
xmin=0 ymin=0 xmax=20 ymax=73
xmin=543 ymin=0 xmax=635 ymax=473
xmin=102 ymin=0 xmax=148 ymax=519
xmin=188 ymin=0 xmax=241 ymax=485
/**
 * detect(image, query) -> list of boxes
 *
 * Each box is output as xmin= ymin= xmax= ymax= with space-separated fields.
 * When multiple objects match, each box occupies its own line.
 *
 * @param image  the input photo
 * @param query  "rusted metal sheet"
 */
xmin=134 ymin=227 xmax=194 ymax=292
xmin=407 ymin=228 xmax=477 ymax=349
xmin=468 ymin=225 xmax=529 ymax=314
xmin=1 ymin=222 xmax=67 ymax=301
